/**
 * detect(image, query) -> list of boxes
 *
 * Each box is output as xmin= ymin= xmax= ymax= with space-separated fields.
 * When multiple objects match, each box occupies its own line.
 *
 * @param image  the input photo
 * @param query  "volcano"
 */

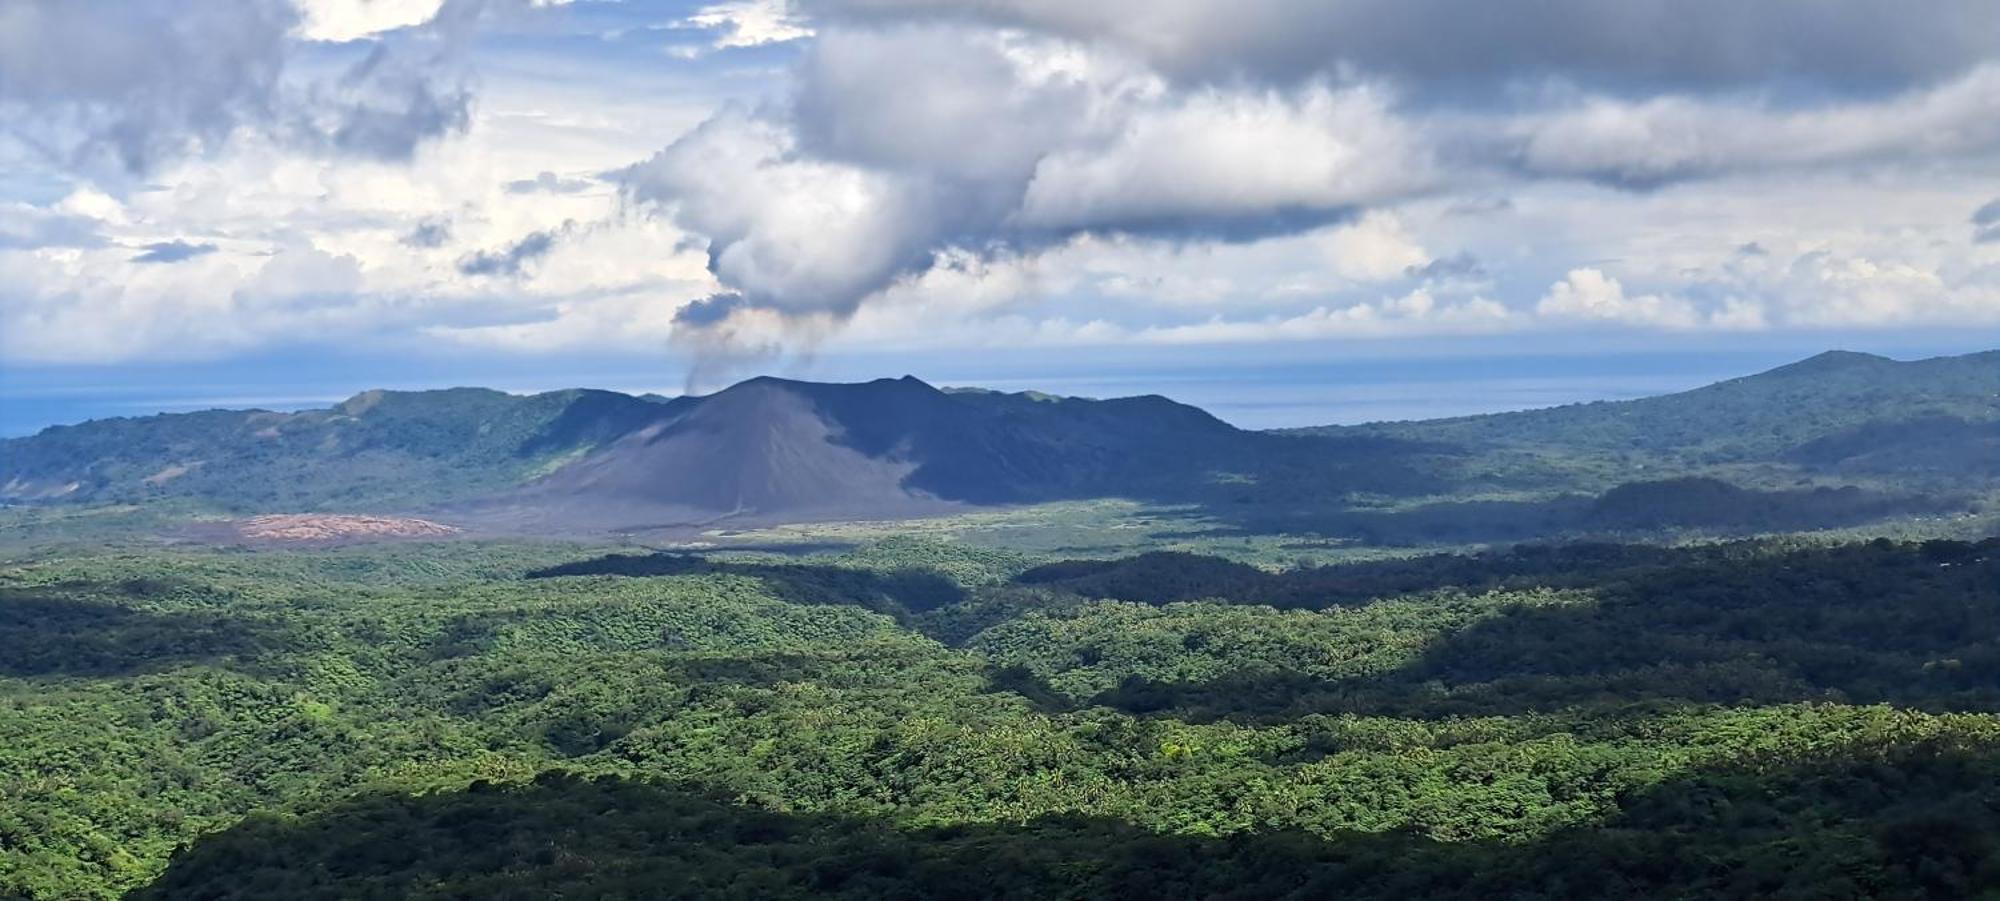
xmin=500 ymin=374 xmax=1255 ymax=528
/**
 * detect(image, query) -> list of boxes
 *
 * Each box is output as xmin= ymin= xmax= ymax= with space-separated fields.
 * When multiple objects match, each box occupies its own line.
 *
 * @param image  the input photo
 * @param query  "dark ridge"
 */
xmin=524 ymin=552 xmax=967 ymax=616
xmin=1785 ymin=416 xmax=2000 ymax=474
xmin=1289 ymin=348 xmax=2000 ymax=468
xmin=1754 ymin=349 xmax=1894 ymax=377
xmin=1004 ymin=538 xmax=2000 ymax=722
xmin=505 ymin=372 xmax=1305 ymax=528
xmin=514 ymin=390 xmax=687 ymax=458
xmin=6 ymin=349 xmax=1995 ymax=526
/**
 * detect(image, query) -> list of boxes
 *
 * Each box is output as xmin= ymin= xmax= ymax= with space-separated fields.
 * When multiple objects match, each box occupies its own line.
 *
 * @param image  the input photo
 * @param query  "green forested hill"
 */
xmin=3 ymin=351 xmax=1994 ymax=538
xmin=133 ymin=756 xmax=2000 ymax=901
xmin=2 ymin=536 xmax=1996 ymax=898
xmin=1298 ymin=350 xmax=2000 ymax=466
xmin=0 ymin=377 xmax=1306 ymax=518
xmin=0 ymin=388 xmax=672 ymax=510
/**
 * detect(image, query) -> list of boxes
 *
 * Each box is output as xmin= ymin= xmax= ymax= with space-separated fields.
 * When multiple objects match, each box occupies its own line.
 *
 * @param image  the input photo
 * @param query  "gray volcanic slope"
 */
xmin=483 ymin=373 xmax=1272 ymax=530
xmin=1 ymin=370 xmax=1359 ymax=530
xmin=11 ymin=350 xmax=1986 ymax=535
xmin=518 ymin=378 xmax=944 ymax=525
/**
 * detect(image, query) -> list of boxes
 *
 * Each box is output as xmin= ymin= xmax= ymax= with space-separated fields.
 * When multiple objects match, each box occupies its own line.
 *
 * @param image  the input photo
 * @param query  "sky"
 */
xmin=2 ymin=0 xmax=1997 ymax=434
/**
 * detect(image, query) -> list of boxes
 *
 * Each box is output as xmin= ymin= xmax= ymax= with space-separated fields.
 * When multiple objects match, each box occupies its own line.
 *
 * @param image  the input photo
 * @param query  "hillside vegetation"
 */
xmin=5 ymin=351 xmax=1992 ymax=542
xmin=2 ymin=535 xmax=1995 ymax=898
xmin=0 ymin=388 xmax=669 ymax=510
xmin=1 ymin=377 xmax=1352 ymax=524
xmin=1306 ymin=350 xmax=2000 ymax=463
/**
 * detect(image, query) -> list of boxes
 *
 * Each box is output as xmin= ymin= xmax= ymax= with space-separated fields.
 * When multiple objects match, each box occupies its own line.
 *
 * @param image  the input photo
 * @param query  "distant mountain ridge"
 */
xmin=2 ymin=350 xmax=1992 ymax=533
xmin=519 ymin=374 xmax=1257 ymax=520
xmin=0 ymin=387 xmax=671 ymax=509
xmin=1294 ymin=349 xmax=2000 ymax=471
xmin=0 ymin=374 xmax=1312 ymax=523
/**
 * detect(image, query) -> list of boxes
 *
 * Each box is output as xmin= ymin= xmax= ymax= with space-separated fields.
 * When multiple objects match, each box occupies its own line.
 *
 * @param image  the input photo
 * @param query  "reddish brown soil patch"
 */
xmin=235 ymin=514 xmax=461 ymax=542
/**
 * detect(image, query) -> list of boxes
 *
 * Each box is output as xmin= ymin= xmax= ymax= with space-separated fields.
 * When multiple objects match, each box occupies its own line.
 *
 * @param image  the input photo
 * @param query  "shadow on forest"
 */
xmin=1148 ymin=495 xmax=1584 ymax=546
xmin=520 ymin=540 xmax=2000 ymax=721
xmin=527 ymin=553 xmax=967 ymax=617
xmin=136 ymin=745 xmax=2000 ymax=900
xmin=1016 ymin=539 xmax=2000 ymax=721
xmin=0 ymin=584 xmax=282 ymax=677
xmin=1011 ymin=542 xmax=1686 ymax=609
xmin=1157 ymin=475 xmax=1960 ymax=546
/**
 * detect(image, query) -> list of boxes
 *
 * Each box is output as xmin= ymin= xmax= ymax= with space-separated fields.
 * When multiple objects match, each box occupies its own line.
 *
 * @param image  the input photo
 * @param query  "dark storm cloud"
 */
xmin=622 ymin=28 xmax=1428 ymax=321
xmin=1034 ymin=207 xmax=1363 ymax=247
xmin=672 ymin=292 xmax=747 ymax=327
xmin=1406 ymin=251 xmax=1484 ymax=281
xmin=1444 ymin=196 xmax=1513 ymax=217
xmin=0 ymin=0 xmax=295 ymax=173
xmin=456 ymin=226 xmax=564 ymax=277
xmin=611 ymin=1 xmax=2000 ymax=362
xmin=1486 ymin=72 xmax=2000 ymax=189
xmin=1975 ymin=199 xmax=2000 ymax=243
xmin=802 ymin=0 xmax=2000 ymax=97
xmin=506 ymin=171 xmax=595 ymax=194
xmin=305 ymin=43 xmax=474 ymax=162
xmin=403 ymin=218 xmax=453 ymax=248
xmin=0 ymin=0 xmax=475 ymax=175
xmin=130 ymin=240 xmax=218 ymax=264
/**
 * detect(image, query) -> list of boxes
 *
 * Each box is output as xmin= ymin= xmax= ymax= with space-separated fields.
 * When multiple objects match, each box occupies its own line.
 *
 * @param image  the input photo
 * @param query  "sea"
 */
xmin=0 ymin=340 xmax=1981 ymax=437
